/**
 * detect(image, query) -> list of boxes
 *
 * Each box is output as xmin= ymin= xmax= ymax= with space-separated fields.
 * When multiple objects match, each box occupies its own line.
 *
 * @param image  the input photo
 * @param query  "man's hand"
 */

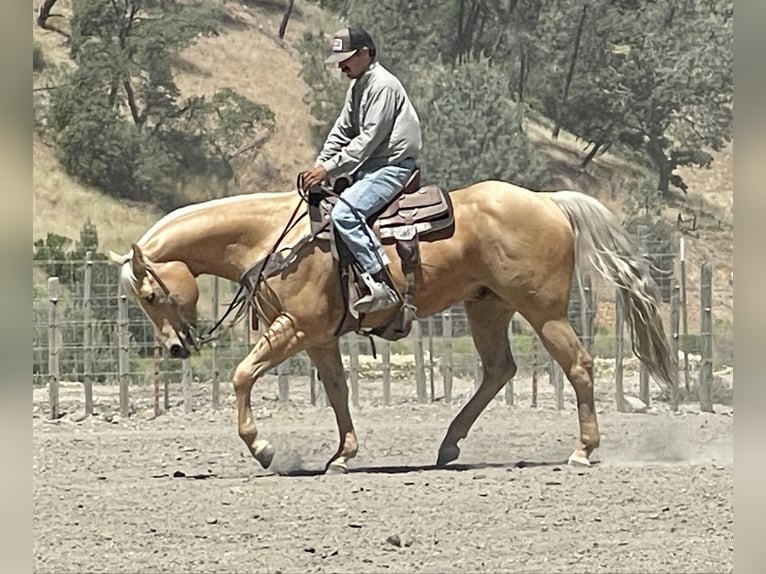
xmin=300 ymin=165 xmax=328 ymax=189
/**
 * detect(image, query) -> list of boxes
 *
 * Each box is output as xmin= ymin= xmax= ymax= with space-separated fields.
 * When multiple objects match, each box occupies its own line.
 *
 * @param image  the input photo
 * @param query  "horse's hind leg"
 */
xmin=305 ymin=340 xmax=358 ymax=474
xmin=529 ymin=313 xmax=600 ymax=466
xmin=436 ymin=295 xmax=516 ymax=467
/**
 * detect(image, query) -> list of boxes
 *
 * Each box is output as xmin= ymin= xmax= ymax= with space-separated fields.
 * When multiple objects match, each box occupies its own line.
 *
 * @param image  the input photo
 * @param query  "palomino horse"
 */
xmin=108 ymin=180 xmax=674 ymax=472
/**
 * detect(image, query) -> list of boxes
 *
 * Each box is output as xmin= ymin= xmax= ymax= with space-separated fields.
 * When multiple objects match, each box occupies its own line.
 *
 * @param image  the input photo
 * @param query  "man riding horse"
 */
xmin=300 ymin=26 xmax=422 ymax=315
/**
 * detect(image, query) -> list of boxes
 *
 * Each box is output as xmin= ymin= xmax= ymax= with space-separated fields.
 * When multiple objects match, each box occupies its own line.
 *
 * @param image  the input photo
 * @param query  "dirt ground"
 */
xmin=33 ymin=374 xmax=733 ymax=574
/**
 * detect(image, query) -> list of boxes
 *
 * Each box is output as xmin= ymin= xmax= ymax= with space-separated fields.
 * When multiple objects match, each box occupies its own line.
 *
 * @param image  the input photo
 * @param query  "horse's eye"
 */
xmin=145 ymin=292 xmax=156 ymax=304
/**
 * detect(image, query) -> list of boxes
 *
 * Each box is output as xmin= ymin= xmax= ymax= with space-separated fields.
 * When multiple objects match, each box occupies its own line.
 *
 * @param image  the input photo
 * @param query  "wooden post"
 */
xmin=680 ymin=236 xmax=690 ymax=393
xmin=349 ymin=334 xmax=360 ymax=407
xmin=182 ymin=357 xmax=192 ymax=413
xmin=47 ymin=277 xmax=60 ymax=420
xmin=278 ymin=360 xmax=289 ymax=404
xmin=504 ymin=321 xmax=514 ymax=405
xmin=381 ymin=339 xmax=391 ymax=405
xmin=82 ymin=252 xmax=94 ymax=417
xmin=472 ymin=345 xmax=482 ymax=391
xmin=669 ymin=284 xmax=681 ymax=411
xmin=582 ymin=274 xmax=594 ymax=353
xmin=699 ymin=262 xmax=714 ymax=412
xmin=531 ymin=336 xmax=539 ymax=408
xmin=117 ymin=281 xmax=130 ymax=418
xmin=614 ymin=287 xmax=626 ymax=412
xmin=442 ymin=308 xmax=453 ymax=404
xmin=413 ymin=320 xmax=427 ymax=402
xmin=637 ymin=225 xmax=651 ymax=407
xmin=211 ymin=277 xmax=220 ymax=410
xmin=551 ymin=359 xmax=564 ymax=410
xmin=309 ymin=365 xmax=317 ymax=406
xmin=427 ymin=315 xmax=435 ymax=402
xmin=153 ymin=343 xmax=161 ymax=418
xmin=163 ymin=364 xmax=170 ymax=412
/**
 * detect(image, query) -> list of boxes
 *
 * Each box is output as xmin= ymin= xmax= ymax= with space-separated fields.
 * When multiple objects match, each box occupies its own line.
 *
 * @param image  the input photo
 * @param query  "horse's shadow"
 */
xmin=276 ymin=458 xmax=583 ymax=478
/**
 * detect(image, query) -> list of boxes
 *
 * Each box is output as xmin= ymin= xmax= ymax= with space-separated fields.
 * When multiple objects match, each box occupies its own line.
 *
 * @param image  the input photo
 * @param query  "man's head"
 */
xmin=325 ymin=27 xmax=376 ymax=79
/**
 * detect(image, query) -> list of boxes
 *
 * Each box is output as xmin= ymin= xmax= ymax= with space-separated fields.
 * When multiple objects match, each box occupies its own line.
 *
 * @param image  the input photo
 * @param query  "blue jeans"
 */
xmin=330 ymin=159 xmax=416 ymax=275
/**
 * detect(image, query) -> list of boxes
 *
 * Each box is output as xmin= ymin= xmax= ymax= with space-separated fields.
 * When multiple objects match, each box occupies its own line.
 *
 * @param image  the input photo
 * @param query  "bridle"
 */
xmin=144 ymin=264 xmax=203 ymax=353
xmin=139 ymin=173 xmax=367 ymax=355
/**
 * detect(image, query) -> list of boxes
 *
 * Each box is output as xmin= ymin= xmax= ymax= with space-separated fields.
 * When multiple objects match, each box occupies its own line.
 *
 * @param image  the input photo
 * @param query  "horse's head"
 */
xmin=109 ymin=244 xmax=200 ymax=359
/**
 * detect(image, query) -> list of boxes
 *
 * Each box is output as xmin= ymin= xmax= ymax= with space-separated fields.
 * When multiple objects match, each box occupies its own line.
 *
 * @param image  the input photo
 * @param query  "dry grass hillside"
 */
xmin=32 ymin=0 xmax=733 ymax=326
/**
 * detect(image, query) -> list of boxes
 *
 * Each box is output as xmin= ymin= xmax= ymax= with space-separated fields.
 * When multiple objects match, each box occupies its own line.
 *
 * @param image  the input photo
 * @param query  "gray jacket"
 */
xmin=316 ymin=62 xmax=422 ymax=178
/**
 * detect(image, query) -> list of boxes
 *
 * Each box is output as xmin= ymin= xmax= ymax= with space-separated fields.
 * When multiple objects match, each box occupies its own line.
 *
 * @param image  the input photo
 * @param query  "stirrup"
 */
xmin=353 ymin=272 xmax=400 ymax=314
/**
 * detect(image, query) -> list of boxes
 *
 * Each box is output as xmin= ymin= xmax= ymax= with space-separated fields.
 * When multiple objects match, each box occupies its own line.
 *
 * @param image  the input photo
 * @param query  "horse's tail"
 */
xmin=548 ymin=190 xmax=675 ymax=393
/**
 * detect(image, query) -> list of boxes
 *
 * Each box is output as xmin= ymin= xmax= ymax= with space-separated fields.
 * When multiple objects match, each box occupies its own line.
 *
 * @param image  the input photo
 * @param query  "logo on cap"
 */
xmin=331 ymin=38 xmax=344 ymax=52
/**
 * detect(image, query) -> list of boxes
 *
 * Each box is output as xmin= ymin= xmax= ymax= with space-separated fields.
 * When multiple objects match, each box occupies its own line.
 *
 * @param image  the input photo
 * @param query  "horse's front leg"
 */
xmin=306 ymin=340 xmax=358 ymax=474
xmin=232 ymin=313 xmax=306 ymax=469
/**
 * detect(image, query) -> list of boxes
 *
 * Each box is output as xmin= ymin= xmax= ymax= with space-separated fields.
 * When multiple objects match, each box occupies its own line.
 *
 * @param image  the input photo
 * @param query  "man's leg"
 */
xmin=330 ymin=162 xmax=414 ymax=312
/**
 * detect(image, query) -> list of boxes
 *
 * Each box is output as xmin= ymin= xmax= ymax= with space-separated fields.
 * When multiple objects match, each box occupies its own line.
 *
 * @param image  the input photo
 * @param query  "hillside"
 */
xmin=32 ymin=0 xmax=733 ymax=327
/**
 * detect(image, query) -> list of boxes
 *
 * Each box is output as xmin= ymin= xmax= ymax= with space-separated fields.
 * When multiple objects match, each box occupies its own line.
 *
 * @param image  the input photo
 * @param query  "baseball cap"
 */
xmin=324 ymin=26 xmax=376 ymax=64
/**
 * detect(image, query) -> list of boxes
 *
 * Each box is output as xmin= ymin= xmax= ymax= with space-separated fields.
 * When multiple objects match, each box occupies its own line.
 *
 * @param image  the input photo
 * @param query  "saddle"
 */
xmin=240 ymin=168 xmax=454 ymax=342
xmin=308 ymin=168 xmax=454 ymax=340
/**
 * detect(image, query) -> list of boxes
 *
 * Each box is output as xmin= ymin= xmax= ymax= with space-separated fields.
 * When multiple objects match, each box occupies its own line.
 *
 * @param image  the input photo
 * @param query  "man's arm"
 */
xmin=315 ymin=85 xmax=354 ymax=165
xmin=319 ymin=85 xmax=398 ymax=177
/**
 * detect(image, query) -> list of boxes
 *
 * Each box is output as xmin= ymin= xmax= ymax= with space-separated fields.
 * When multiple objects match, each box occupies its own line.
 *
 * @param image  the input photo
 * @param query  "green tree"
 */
xmin=554 ymin=0 xmax=733 ymax=196
xmin=47 ymin=0 xmax=276 ymax=205
xmin=420 ymin=59 xmax=549 ymax=190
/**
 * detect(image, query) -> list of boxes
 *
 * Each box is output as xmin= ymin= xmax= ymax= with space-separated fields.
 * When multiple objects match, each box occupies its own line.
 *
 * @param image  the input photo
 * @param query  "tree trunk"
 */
xmin=552 ymin=4 xmax=587 ymax=139
xmin=646 ymin=139 xmax=672 ymax=197
xmin=517 ymin=47 xmax=527 ymax=102
xmin=278 ymin=0 xmax=296 ymax=40
xmin=37 ymin=0 xmax=59 ymax=29
xmin=580 ymin=140 xmax=603 ymax=169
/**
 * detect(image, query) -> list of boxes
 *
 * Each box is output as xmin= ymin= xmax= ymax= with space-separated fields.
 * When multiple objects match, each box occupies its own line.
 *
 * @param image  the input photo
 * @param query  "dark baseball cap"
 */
xmin=324 ymin=27 xmax=376 ymax=64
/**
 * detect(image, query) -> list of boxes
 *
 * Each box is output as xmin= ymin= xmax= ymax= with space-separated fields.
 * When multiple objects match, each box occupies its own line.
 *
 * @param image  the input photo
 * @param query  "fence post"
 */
xmin=583 ymin=274 xmax=594 ymax=353
xmin=182 ymin=357 xmax=193 ymax=413
xmin=153 ymin=343 xmax=161 ymax=417
xmin=680 ymin=236 xmax=690 ymax=393
xmin=82 ymin=252 xmax=94 ymax=417
xmin=427 ymin=315 xmax=436 ymax=402
xmin=380 ymin=339 xmax=391 ymax=405
xmin=504 ymin=320 xmax=514 ymax=405
xmin=413 ymin=320 xmax=427 ymax=402
xmin=637 ymin=225 xmax=651 ymax=407
xmin=349 ymin=334 xmax=360 ymax=407
xmin=614 ymin=287 xmax=626 ymax=412
xmin=278 ymin=360 xmax=290 ymax=404
xmin=531 ymin=336 xmax=539 ymax=408
xmin=442 ymin=308 xmax=453 ymax=404
xmin=47 ymin=277 xmax=60 ymax=420
xmin=551 ymin=358 xmax=564 ymax=410
xmin=472 ymin=345 xmax=482 ymax=391
xmin=117 ymin=281 xmax=130 ymax=418
xmin=670 ymin=284 xmax=681 ymax=411
xmin=699 ymin=262 xmax=714 ymax=412
xmin=211 ymin=277 xmax=220 ymax=410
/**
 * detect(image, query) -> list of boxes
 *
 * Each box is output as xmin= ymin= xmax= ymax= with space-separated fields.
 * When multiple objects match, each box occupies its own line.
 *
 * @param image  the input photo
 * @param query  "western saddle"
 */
xmin=241 ymin=168 xmax=454 ymax=341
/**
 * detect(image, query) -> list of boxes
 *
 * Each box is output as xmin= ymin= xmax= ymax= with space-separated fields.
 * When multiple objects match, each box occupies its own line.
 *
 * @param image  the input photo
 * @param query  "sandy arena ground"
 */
xmin=33 ymin=372 xmax=733 ymax=573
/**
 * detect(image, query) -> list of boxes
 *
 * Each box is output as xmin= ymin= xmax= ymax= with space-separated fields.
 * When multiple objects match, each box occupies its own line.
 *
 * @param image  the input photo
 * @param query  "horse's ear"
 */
xmin=130 ymin=243 xmax=148 ymax=280
xmin=108 ymin=250 xmax=130 ymax=266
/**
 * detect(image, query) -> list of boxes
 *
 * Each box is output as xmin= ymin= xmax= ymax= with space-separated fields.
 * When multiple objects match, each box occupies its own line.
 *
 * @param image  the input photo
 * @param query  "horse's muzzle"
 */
xmin=169 ymin=343 xmax=191 ymax=359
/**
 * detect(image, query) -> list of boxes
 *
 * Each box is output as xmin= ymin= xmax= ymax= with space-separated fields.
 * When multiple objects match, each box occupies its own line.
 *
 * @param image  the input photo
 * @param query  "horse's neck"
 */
xmin=139 ymin=193 xmax=302 ymax=282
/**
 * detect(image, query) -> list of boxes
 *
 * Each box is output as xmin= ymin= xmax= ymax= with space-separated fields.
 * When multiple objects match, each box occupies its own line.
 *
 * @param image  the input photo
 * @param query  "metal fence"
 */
xmin=33 ymin=226 xmax=734 ymax=418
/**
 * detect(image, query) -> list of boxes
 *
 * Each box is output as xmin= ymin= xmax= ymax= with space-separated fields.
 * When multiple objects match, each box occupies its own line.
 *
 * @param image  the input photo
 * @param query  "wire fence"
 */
xmin=32 ymin=225 xmax=734 ymax=418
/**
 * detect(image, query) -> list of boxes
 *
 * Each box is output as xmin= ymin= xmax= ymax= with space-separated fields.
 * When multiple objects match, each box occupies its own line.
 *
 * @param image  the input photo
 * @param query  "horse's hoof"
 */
xmin=253 ymin=440 xmax=276 ymax=469
xmin=567 ymin=452 xmax=591 ymax=467
xmin=325 ymin=461 xmax=348 ymax=475
xmin=436 ymin=444 xmax=460 ymax=468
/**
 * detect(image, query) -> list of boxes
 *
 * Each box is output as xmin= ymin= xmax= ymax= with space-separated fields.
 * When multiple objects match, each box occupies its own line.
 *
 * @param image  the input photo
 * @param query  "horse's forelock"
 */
xmin=118 ymin=260 xmax=142 ymax=299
